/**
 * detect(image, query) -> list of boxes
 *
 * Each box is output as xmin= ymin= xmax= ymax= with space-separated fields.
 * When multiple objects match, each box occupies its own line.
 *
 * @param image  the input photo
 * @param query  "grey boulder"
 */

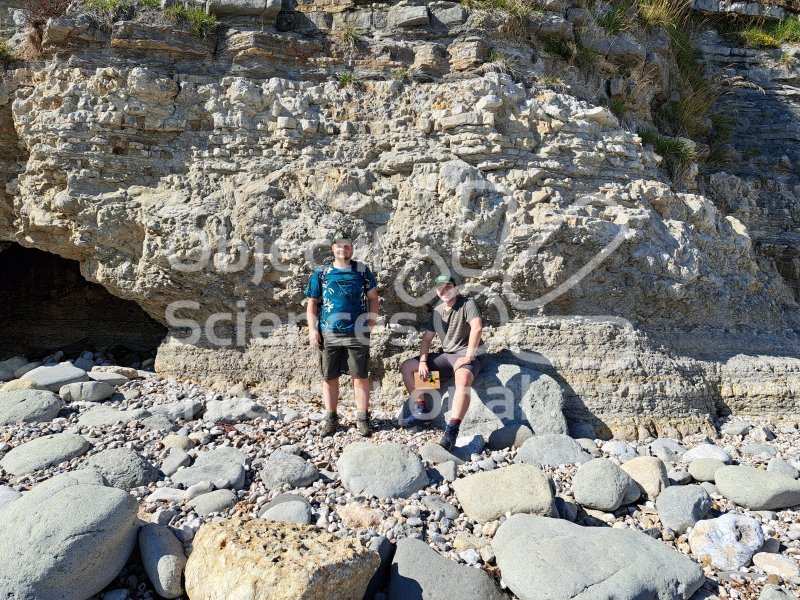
xmin=655 ymin=485 xmax=711 ymax=535
xmin=139 ymin=523 xmax=186 ymax=599
xmin=338 ymin=442 xmax=428 ymax=499
xmin=171 ymin=446 xmax=246 ymax=490
xmin=20 ymin=362 xmax=89 ymax=392
xmin=260 ymin=450 xmax=319 ymax=489
xmin=572 ymin=458 xmax=640 ymax=511
xmin=516 ymin=434 xmax=592 ymax=467
xmin=688 ymin=458 xmax=725 ymax=483
xmin=59 ymin=381 xmax=115 ymax=403
xmin=767 ymin=458 xmax=799 ymax=479
xmin=493 ymin=514 xmax=704 ymax=600
xmin=0 ymin=470 xmax=139 ymax=599
xmin=85 ymin=447 xmax=160 ymax=490
xmin=715 ymin=465 xmax=800 ymax=510
xmin=452 ymin=463 xmax=555 ymax=523
xmin=0 ymin=486 xmax=22 ymax=514
xmin=487 ymin=423 xmax=533 ymax=450
xmin=0 ymin=390 xmax=64 ymax=425
xmin=439 ymin=360 xmax=568 ymax=439
xmin=682 ymin=444 xmax=731 ymax=464
xmin=0 ymin=433 xmax=91 ymax=476
xmin=187 ymin=489 xmax=238 ymax=516
xmin=259 ymin=493 xmax=312 ymax=524
xmin=388 ymin=537 xmax=505 ymax=600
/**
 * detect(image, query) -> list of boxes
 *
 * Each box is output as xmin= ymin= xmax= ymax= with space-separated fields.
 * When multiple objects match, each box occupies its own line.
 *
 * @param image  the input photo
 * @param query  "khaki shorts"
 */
xmin=319 ymin=332 xmax=370 ymax=380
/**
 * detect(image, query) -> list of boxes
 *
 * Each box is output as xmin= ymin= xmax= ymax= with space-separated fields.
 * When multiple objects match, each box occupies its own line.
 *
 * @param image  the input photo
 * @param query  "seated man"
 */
xmin=398 ymin=274 xmax=487 ymax=450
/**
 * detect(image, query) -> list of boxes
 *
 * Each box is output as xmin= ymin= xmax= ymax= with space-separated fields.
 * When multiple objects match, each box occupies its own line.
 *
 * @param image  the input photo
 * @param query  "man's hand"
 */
xmin=309 ymin=330 xmax=322 ymax=348
xmin=418 ymin=360 xmax=431 ymax=378
xmin=453 ymin=356 xmax=473 ymax=371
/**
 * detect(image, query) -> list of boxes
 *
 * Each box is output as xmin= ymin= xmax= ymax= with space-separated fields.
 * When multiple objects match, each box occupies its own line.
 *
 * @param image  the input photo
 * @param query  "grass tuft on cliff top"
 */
xmin=166 ymin=5 xmax=220 ymax=38
xmin=733 ymin=18 xmax=800 ymax=48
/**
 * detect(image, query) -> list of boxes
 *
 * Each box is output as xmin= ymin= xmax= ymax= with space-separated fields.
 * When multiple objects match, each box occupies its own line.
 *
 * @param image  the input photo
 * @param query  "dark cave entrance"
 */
xmin=0 ymin=243 xmax=167 ymax=365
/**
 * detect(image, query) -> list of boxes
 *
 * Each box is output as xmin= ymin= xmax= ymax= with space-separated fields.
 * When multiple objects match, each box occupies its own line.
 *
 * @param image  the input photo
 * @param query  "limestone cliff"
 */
xmin=0 ymin=0 xmax=798 ymax=438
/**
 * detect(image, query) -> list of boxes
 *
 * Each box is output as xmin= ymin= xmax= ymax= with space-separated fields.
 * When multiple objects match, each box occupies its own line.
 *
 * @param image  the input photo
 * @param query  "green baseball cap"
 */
xmin=434 ymin=274 xmax=456 ymax=286
xmin=331 ymin=230 xmax=352 ymax=243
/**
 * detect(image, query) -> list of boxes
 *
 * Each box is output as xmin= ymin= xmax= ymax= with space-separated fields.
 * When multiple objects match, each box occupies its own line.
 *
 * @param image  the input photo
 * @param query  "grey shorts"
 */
xmin=319 ymin=332 xmax=370 ymax=380
xmin=417 ymin=352 xmax=486 ymax=379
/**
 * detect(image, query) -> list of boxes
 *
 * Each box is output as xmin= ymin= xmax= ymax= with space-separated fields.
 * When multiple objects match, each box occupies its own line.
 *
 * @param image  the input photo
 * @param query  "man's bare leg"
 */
xmin=322 ymin=378 xmax=340 ymax=411
xmin=400 ymin=358 xmax=420 ymax=393
xmin=352 ymin=377 xmax=370 ymax=411
xmin=352 ymin=377 xmax=372 ymax=436
xmin=320 ymin=378 xmax=340 ymax=436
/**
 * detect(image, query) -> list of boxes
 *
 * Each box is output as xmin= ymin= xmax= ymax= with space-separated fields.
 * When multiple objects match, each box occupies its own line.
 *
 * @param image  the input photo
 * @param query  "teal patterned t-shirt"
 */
xmin=304 ymin=261 xmax=377 ymax=334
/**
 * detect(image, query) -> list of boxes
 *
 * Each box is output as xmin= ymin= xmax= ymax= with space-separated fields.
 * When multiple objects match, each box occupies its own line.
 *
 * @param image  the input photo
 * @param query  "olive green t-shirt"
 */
xmin=426 ymin=295 xmax=485 ymax=355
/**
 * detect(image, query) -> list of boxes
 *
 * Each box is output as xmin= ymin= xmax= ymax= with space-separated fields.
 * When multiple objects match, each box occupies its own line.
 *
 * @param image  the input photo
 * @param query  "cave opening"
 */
xmin=0 ymin=243 xmax=167 ymax=366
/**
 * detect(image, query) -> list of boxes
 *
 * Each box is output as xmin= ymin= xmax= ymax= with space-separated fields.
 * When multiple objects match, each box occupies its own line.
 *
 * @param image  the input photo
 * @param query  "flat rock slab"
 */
xmin=139 ymin=523 xmax=186 ymax=599
xmin=171 ymin=446 xmax=246 ymax=490
xmin=452 ymin=463 xmax=555 ymax=523
xmin=493 ymin=514 xmax=705 ymax=600
xmin=184 ymin=518 xmax=379 ymax=600
xmin=689 ymin=513 xmax=764 ymax=570
xmin=337 ymin=442 xmax=428 ymax=499
xmin=1 ymin=433 xmax=91 ymax=476
xmin=0 ymin=390 xmax=64 ymax=425
xmin=85 ymin=447 xmax=159 ymax=490
xmin=78 ymin=406 xmax=150 ymax=428
xmin=516 ymin=434 xmax=592 ymax=466
xmin=204 ymin=398 xmax=268 ymax=423
xmin=419 ymin=443 xmax=464 ymax=465
xmin=0 ymin=470 xmax=139 ymax=599
xmin=261 ymin=450 xmax=319 ymax=490
xmin=656 ymin=485 xmax=711 ymax=535
xmin=388 ymin=537 xmax=505 ymax=600
xmin=88 ymin=371 xmax=129 ymax=386
xmin=715 ymin=465 xmax=800 ymax=510
xmin=148 ymin=400 xmax=204 ymax=421
xmin=21 ymin=362 xmax=89 ymax=392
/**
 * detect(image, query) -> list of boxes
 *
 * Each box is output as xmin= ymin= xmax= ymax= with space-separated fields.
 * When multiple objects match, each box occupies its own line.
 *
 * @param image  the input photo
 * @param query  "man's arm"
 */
xmin=366 ymin=288 xmax=380 ymax=331
xmin=307 ymin=298 xmax=321 ymax=346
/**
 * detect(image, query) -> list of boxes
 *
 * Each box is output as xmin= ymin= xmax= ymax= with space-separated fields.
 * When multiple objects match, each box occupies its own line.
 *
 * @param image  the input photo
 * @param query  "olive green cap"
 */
xmin=434 ymin=274 xmax=456 ymax=286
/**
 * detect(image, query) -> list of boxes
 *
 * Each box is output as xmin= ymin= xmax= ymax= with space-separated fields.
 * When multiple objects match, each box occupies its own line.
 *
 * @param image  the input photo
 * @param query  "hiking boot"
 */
xmin=438 ymin=424 xmax=459 ymax=452
xmin=398 ymin=405 xmax=431 ymax=428
xmin=356 ymin=417 xmax=372 ymax=437
xmin=320 ymin=413 xmax=339 ymax=437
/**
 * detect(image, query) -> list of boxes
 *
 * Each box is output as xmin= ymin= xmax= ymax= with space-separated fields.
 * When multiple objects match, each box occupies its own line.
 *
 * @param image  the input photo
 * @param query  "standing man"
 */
xmin=398 ymin=275 xmax=486 ymax=450
xmin=305 ymin=230 xmax=379 ymax=437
